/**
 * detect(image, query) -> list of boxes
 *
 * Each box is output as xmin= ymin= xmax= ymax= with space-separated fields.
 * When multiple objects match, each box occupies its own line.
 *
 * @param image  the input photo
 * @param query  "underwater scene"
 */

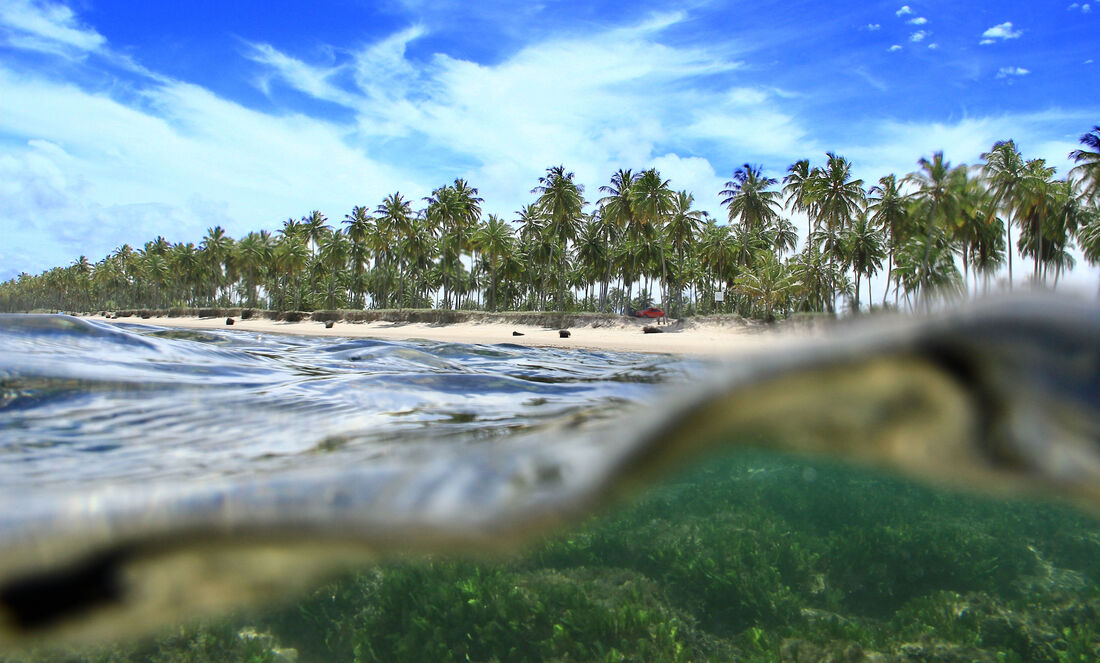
xmin=1 ymin=314 xmax=1098 ymax=663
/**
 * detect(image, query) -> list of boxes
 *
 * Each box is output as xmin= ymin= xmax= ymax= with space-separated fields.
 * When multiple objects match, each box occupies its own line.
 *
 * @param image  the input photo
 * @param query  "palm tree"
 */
xmin=303 ymin=210 xmax=330 ymax=258
xmin=1013 ymin=159 xmax=1057 ymax=282
xmin=200 ymin=226 xmax=233 ymax=305
xmin=815 ymin=153 xmax=866 ymax=235
xmin=812 ymin=153 xmax=865 ymax=309
xmin=734 ymin=253 xmax=795 ymax=322
xmin=342 ymin=206 xmax=373 ymax=308
xmin=721 ymin=164 xmax=782 ymax=232
xmin=532 ymin=166 xmax=586 ymax=310
xmin=766 ymin=217 xmax=799 ymax=258
xmin=374 ymin=193 xmax=415 ymax=306
xmin=844 ymin=212 xmax=886 ymax=311
xmin=664 ymin=190 xmax=708 ymax=316
xmin=629 ymin=169 xmax=675 ymax=313
xmin=783 ymin=159 xmax=817 ymax=250
xmin=473 ymin=214 xmax=514 ymax=311
xmin=1077 ymin=207 xmax=1100 ymax=293
xmin=571 ymin=215 xmax=608 ymax=309
xmin=424 ymin=183 xmax=480 ymax=309
xmin=981 ymin=140 xmax=1027 ymax=289
xmin=1069 ymin=126 xmax=1100 ymax=205
xmin=598 ymin=169 xmax=636 ymax=312
xmin=867 ymin=174 xmax=909 ymax=305
xmin=236 ymin=231 xmax=270 ymax=307
xmin=317 ymin=230 xmax=350 ymax=309
xmin=904 ymin=152 xmax=963 ymax=305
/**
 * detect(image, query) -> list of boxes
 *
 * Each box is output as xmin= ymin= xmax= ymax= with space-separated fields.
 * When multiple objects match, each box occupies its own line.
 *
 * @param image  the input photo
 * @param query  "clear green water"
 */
xmin=11 ymin=451 xmax=1099 ymax=663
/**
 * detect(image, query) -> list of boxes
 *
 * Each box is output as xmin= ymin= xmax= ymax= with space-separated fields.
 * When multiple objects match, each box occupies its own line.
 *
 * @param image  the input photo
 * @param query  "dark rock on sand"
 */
xmin=324 ymin=321 xmax=335 ymax=329
xmin=512 ymin=331 xmax=524 ymax=336
xmin=559 ymin=329 xmax=571 ymax=338
xmin=226 ymin=318 xmax=234 ymax=326
xmin=643 ymin=325 xmax=662 ymax=334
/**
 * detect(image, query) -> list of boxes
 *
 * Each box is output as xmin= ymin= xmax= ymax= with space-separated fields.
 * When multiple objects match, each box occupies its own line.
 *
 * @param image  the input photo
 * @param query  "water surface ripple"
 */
xmin=0 ymin=315 xmax=700 ymax=491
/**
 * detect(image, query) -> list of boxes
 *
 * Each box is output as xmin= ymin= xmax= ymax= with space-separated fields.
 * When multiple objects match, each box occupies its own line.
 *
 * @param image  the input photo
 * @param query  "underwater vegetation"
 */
xmin=6 ymin=450 xmax=1099 ymax=663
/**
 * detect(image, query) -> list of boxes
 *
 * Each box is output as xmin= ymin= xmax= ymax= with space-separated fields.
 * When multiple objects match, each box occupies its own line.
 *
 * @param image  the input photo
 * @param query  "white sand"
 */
xmin=86 ymin=314 xmax=803 ymax=356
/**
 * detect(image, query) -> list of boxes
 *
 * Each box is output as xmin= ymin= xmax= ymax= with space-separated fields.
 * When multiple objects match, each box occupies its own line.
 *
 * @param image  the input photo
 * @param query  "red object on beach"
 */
xmin=635 ymin=307 xmax=665 ymax=318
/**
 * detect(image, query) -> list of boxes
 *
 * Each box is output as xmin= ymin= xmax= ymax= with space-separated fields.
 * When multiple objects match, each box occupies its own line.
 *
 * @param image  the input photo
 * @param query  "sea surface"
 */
xmin=0 ymin=313 xmax=1097 ymax=662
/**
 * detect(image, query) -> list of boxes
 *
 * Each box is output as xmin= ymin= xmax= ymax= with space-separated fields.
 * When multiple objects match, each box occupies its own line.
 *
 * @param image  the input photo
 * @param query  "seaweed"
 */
xmin=8 ymin=449 xmax=1099 ymax=663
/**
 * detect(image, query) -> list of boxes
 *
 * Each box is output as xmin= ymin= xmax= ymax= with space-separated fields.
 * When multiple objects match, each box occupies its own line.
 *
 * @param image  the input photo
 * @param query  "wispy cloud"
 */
xmin=907 ymin=17 xmax=928 ymax=25
xmin=896 ymin=5 xmax=913 ymax=16
xmin=0 ymin=0 xmax=105 ymax=55
xmin=888 ymin=44 xmax=903 ymax=52
xmin=864 ymin=23 xmax=881 ymax=31
xmin=980 ymin=22 xmax=1022 ymax=45
xmin=996 ymin=66 xmax=1030 ymax=78
xmin=1067 ymin=3 xmax=1092 ymax=12
xmin=909 ymin=30 xmax=929 ymax=42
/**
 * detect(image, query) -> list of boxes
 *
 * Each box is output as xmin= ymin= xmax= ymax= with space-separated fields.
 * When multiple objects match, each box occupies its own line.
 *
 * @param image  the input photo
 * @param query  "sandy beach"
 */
xmin=86 ymin=313 xmax=805 ymax=356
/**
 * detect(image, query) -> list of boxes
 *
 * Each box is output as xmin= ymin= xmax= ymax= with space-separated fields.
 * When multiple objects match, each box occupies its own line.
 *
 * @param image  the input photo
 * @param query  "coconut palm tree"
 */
xmin=1069 ymin=126 xmax=1100 ymax=205
xmin=904 ymin=152 xmax=964 ymax=304
xmin=424 ymin=184 xmax=468 ymax=308
xmin=302 ymin=210 xmax=330 ymax=258
xmin=342 ymin=206 xmax=373 ymax=308
xmin=629 ymin=169 xmax=675 ymax=312
xmin=317 ymin=230 xmax=350 ymax=309
xmin=374 ymin=193 xmax=415 ymax=306
xmin=200 ymin=226 xmax=233 ymax=305
xmin=473 ymin=214 xmax=514 ymax=311
xmin=664 ymin=190 xmax=707 ymax=316
xmin=598 ymin=169 xmax=636 ymax=312
xmin=783 ymin=159 xmax=817 ymax=250
xmin=815 ymin=153 xmax=866 ymax=236
xmin=981 ymin=140 xmax=1027 ymax=289
xmin=1013 ymin=159 xmax=1057 ymax=283
xmin=721 ymin=164 xmax=782 ymax=233
xmin=867 ymin=174 xmax=909 ymax=305
xmin=766 ymin=217 xmax=799 ymax=258
xmin=1077 ymin=207 xmax=1100 ymax=293
xmin=844 ymin=212 xmax=886 ymax=311
xmin=734 ymin=253 xmax=795 ymax=322
xmin=236 ymin=231 xmax=271 ymax=307
xmin=532 ymin=165 xmax=586 ymax=310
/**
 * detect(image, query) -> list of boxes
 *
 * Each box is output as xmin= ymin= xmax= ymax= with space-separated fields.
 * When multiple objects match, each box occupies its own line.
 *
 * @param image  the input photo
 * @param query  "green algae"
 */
xmin=8 ymin=449 xmax=1098 ymax=663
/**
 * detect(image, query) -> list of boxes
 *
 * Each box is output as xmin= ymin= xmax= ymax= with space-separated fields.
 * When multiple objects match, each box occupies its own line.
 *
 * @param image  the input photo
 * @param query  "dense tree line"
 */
xmin=3 ymin=129 xmax=1099 ymax=320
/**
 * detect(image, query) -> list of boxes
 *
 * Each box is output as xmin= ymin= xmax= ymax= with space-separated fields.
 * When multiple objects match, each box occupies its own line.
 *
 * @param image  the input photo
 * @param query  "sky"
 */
xmin=0 ymin=0 xmax=1097 ymax=291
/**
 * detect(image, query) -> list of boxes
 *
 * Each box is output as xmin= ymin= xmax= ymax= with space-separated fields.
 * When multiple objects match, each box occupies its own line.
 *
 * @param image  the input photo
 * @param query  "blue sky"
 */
xmin=1 ymin=0 xmax=1097 ymax=288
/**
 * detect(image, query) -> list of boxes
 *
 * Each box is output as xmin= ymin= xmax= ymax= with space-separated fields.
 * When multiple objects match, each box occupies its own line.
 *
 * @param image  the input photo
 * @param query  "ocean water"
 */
xmin=0 ymin=313 xmax=1098 ymax=662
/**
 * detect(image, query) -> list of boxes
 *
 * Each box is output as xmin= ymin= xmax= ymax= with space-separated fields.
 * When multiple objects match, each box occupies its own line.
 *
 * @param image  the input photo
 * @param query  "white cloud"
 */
xmin=896 ymin=5 xmax=912 ymax=16
xmin=1067 ymin=3 xmax=1092 ymax=11
xmin=888 ymin=44 xmax=903 ymax=52
xmin=980 ymin=22 xmax=1022 ymax=43
xmin=865 ymin=23 xmax=881 ymax=31
xmin=246 ymin=43 xmax=358 ymax=107
xmin=928 ymin=43 xmax=939 ymax=50
xmin=996 ymin=66 xmax=1030 ymax=78
xmin=910 ymin=30 xmax=929 ymax=42
xmin=907 ymin=17 xmax=928 ymax=25
xmin=0 ymin=66 xmax=423 ymax=276
xmin=0 ymin=0 xmax=105 ymax=55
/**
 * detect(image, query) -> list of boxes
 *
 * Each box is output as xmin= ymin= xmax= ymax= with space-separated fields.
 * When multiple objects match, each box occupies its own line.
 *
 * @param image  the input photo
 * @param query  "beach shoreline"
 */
xmin=83 ymin=312 xmax=806 ymax=356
